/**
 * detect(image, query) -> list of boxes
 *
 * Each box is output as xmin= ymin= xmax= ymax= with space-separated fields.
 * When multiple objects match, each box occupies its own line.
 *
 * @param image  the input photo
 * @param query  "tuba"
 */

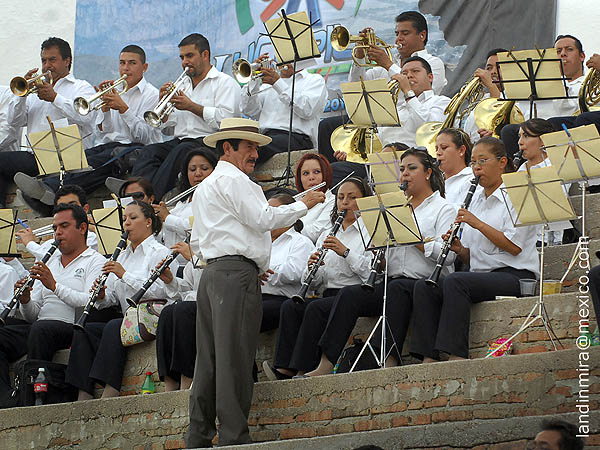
xmin=10 ymin=71 xmax=53 ymax=97
xmin=331 ymin=26 xmax=394 ymax=68
xmin=473 ymin=98 xmax=525 ymax=138
xmin=578 ymin=68 xmax=600 ymax=113
xmin=73 ymin=74 xmax=129 ymax=115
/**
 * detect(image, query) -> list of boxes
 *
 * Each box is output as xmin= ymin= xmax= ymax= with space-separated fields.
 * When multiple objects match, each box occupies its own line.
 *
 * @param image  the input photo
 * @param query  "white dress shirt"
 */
xmin=192 ymin=160 xmax=308 ymax=272
xmin=104 ymin=235 xmax=171 ymax=313
xmin=0 ymin=262 xmax=20 ymax=311
xmin=26 ymin=232 xmax=98 ymax=261
xmin=158 ymin=198 xmax=193 ymax=267
xmin=378 ymin=90 xmax=451 ymax=147
xmin=241 ymin=70 xmax=327 ymax=147
xmin=262 ymin=228 xmax=315 ymax=298
xmin=20 ymin=247 xmax=106 ymax=323
xmin=461 ymin=184 xmax=539 ymax=276
xmin=0 ymin=86 xmax=20 ymax=152
xmin=301 ymin=189 xmax=335 ymax=244
xmin=444 ymin=166 xmax=478 ymax=207
xmin=164 ymin=66 xmax=240 ymax=139
xmin=349 ymin=48 xmax=447 ymax=95
xmin=164 ymin=260 xmax=202 ymax=302
xmin=8 ymin=73 xmax=100 ymax=149
xmin=95 ymin=77 xmax=161 ymax=145
xmin=0 ymin=257 xmax=28 ymax=279
xmin=516 ymin=75 xmax=584 ymax=120
xmin=387 ymin=191 xmax=457 ymax=279
xmin=308 ymin=217 xmax=372 ymax=291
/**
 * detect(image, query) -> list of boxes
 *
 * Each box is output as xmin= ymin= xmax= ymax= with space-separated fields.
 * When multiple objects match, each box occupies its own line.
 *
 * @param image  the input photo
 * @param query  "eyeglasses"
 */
xmin=469 ymin=157 xmax=501 ymax=168
xmin=126 ymin=191 xmax=146 ymax=200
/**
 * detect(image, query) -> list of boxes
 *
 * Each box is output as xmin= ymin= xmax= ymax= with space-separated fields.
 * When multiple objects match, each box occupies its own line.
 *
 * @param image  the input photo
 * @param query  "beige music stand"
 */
xmin=91 ymin=205 xmax=124 ymax=256
xmin=366 ymin=150 xmax=407 ymax=194
xmin=488 ymin=166 xmax=576 ymax=357
xmin=0 ymin=209 xmax=19 ymax=257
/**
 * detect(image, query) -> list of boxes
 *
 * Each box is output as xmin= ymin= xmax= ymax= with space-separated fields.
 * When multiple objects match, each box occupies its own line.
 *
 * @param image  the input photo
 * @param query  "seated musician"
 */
xmin=305 ymin=149 xmax=456 ymax=376
xmin=131 ymin=33 xmax=240 ymax=201
xmin=0 ymin=259 xmax=21 ymax=318
xmin=410 ymin=137 xmax=538 ymax=363
xmin=240 ymin=54 xmax=327 ymax=164
xmin=16 ymin=184 xmax=99 ymax=259
xmin=262 ymin=177 xmax=372 ymax=380
xmin=65 ymin=201 xmax=171 ymax=400
xmin=0 ymin=204 xmax=105 ymax=407
xmin=15 ymin=44 xmax=162 ymax=210
xmin=0 ymin=85 xmax=20 ymax=154
xmin=436 ymin=128 xmax=476 ymax=206
xmin=0 ymin=37 xmax=98 ymax=210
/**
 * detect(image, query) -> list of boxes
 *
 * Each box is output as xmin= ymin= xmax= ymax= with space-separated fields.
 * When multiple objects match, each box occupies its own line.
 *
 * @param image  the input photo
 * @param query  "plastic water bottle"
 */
xmin=141 ymin=371 xmax=155 ymax=394
xmin=34 ymin=368 xmax=47 ymax=406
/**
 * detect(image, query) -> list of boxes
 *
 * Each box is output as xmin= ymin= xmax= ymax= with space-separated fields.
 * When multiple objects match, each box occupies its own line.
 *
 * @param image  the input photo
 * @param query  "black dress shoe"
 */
xmin=262 ymin=361 xmax=292 ymax=381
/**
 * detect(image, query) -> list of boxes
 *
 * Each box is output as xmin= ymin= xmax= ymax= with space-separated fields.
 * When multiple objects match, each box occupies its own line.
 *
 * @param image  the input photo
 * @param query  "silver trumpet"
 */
xmin=232 ymin=58 xmax=286 ymax=84
xmin=144 ymin=67 xmax=191 ymax=127
xmin=73 ymin=74 xmax=129 ymax=115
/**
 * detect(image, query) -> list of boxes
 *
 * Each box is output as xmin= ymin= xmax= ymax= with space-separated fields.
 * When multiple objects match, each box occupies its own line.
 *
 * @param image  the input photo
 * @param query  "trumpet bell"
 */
xmin=73 ymin=97 xmax=90 ymax=115
xmin=143 ymin=110 xmax=162 ymax=128
xmin=232 ymin=58 xmax=253 ymax=84
xmin=331 ymin=26 xmax=351 ymax=52
xmin=10 ymin=77 xmax=29 ymax=97
xmin=330 ymin=126 xmax=383 ymax=163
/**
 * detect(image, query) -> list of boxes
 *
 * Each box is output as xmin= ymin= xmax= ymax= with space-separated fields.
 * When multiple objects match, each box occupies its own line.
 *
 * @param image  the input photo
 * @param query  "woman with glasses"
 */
xmin=435 ymin=128 xmax=477 ymax=205
xmin=410 ymin=136 xmax=539 ymax=363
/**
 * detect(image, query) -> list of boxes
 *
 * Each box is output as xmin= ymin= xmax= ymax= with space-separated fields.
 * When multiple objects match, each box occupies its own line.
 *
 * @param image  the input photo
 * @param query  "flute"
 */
xmin=293 ymin=182 xmax=326 ymax=200
xmin=126 ymin=249 xmax=179 ymax=308
xmin=292 ymin=210 xmax=347 ymax=304
xmin=0 ymin=239 xmax=61 ymax=325
xmin=425 ymin=176 xmax=480 ymax=287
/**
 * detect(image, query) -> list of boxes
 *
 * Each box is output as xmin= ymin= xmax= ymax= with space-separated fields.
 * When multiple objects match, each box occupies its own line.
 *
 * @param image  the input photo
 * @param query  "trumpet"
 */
xmin=30 ymin=224 xmax=55 ymax=238
xmin=144 ymin=68 xmax=191 ymax=127
xmin=331 ymin=26 xmax=394 ymax=68
xmin=10 ymin=70 xmax=53 ymax=97
xmin=232 ymin=58 xmax=284 ymax=84
xmin=73 ymin=74 xmax=129 ymax=115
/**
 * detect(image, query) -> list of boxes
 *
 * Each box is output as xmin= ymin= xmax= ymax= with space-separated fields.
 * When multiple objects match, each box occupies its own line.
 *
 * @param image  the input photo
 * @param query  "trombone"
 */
xmin=10 ymin=71 xmax=53 ymax=97
xmin=144 ymin=68 xmax=191 ymax=127
xmin=73 ymin=74 xmax=129 ymax=115
xmin=331 ymin=26 xmax=394 ymax=67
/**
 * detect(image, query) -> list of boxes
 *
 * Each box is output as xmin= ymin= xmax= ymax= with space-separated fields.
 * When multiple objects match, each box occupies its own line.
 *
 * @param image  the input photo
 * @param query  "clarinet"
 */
xmin=512 ymin=150 xmax=524 ymax=169
xmin=74 ymin=231 xmax=129 ymax=330
xmin=425 ymin=176 xmax=481 ymax=287
xmin=292 ymin=210 xmax=347 ymax=304
xmin=0 ymin=239 xmax=61 ymax=325
xmin=126 ymin=249 xmax=179 ymax=308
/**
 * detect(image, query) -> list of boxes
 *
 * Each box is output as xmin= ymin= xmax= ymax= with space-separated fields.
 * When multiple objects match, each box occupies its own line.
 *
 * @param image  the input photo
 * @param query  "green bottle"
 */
xmin=141 ymin=371 xmax=155 ymax=394
xmin=591 ymin=326 xmax=600 ymax=347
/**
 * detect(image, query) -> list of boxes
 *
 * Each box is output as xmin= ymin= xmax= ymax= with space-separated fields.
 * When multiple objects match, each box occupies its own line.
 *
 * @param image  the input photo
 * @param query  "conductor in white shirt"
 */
xmin=186 ymin=118 xmax=325 ymax=447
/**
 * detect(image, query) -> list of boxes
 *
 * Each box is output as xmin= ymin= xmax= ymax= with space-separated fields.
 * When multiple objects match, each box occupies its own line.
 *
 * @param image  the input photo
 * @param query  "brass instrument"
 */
xmin=144 ymin=68 xmax=191 ymax=127
xmin=578 ymin=68 xmax=600 ymax=113
xmin=330 ymin=126 xmax=383 ymax=163
xmin=232 ymin=58 xmax=284 ymax=84
xmin=10 ymin=71 xmax=53 ymax=97
xmin=473 ymin=98 xmax=524 ymax=138
xmin=73 ymin=74 xmax=129 ymax=115
xmin=331 ymin=26 xmax=394 ymax=68
xmin=415 ymin=77 xmax=486 ymax=155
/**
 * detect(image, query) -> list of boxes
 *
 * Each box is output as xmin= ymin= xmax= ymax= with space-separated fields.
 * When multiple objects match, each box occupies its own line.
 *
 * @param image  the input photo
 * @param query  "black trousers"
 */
xmin=156 ymin=302 xmax=197 ymax=381
xmin=131 ymin=137 xmax=210 ymax=200
xmin=548 ymin=111 xmax=600 ymax=134
xmin=260 ymin=294 xmax=287 ymax=333
xmin=410 ymin=268 xmax=535 ymax=360
xmin=317 ymin=115 xmax=348 ymax=163
xmin=588 ymin=265 xmax=600 ymax=329
xmin=0 ymin=320 xmax=31 ymax=394
xmin=257 ymin=129 xmax=313 ymax=165
xmin=0 ymin=151 xmax=38 ymax=206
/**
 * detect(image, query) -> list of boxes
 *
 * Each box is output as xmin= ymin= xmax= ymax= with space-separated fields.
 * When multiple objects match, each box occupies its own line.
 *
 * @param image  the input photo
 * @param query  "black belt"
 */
xmin=206 ymin=255 xmax=258 ymax=271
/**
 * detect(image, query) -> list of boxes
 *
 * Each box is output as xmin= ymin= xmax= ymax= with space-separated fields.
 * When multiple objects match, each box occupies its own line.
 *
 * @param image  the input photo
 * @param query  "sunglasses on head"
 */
xmin=126 ymin=191 xmax=146 ymax=200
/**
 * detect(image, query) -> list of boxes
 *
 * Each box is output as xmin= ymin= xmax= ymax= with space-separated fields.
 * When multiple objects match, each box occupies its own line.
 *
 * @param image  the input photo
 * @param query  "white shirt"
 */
xmin=0 ymin=262 xmax=20 ymax=311
xmin=20 ymin=247 xmax=106 ymax=323
xmin=192 ymin=160 xmax=308 ymax=272
xmin=301 ymin=189 xmax=335 ymax=244
xmin=241 ymin=70 xmax=327 ymax=147
xmin=26 ymin=232 xmax=98 ymax=261
xmin=349 ymin=48 xmax=447 ymax=95
xmin=8 ymin=73 xmax=100 ymax=149
xmin=164 ymin=66 xmax=240 ymax=139
xmin=158 ymin=198 xmax=193 ymax=267
xmin=308 ymin=217 xmax=372 ymax=291
xmin=0 ymin=257 xmax=28 ymax=279
xmin=462 ymin=184 xmax=539 ymax=276
xmin=517 ymin=75 xmax=583 ymax=120
xmin=95 ymin=77 xmax=161 ymax=145
xmin=0 ymin=86 xmax=20 ymax=152
xmin=164 ymin=260 xmax=202 ymax=302
xmin=444 ymin=166 xmax=477 ymax=206
xmin=262 ymin=228 xmax=315 ymax=298
xmin=387 ymin=191 xmax=457 ymax=279
xmin=104 ymin=235 xmax=171 ymax=313
xmin=378 ymin=90 xmax=451 ymax=147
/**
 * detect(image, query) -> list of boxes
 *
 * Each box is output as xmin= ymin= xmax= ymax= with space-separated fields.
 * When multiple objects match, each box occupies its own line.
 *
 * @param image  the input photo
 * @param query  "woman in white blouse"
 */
xmin=410 ymin=137 xmax=539 ymax=362
xmin=263 ymin=178 xmax=372 ymax=380
xmin=66 ymin=201 xmax=171 ymax=400
xmin=306 ymin=148 xmax=457 ymax=376
xmin=436 ymin=128 xmax=476 ymax=205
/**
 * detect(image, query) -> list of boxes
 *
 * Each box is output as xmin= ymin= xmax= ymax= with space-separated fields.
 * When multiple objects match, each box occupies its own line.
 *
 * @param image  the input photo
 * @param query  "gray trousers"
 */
xmin=185 ymin=258 xmax=262 ymax=448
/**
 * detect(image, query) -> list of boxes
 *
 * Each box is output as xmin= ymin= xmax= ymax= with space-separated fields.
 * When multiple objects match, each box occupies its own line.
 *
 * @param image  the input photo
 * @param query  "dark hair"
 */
xmin=270 ymin=193 xmax=303 ymax=232
xmin=179 ymin=33 xmax=210 ymax=57
xmin=401 ymin=148 xmax=446 ymax=197
xmin=403 ymin=55 xmax=432 ymax=74
xmin=330 ymin=177 xmax=371 ymax=224
xmin=474 ymin=136 xmax=515 ymax=173
xmin=539 ymin=419 xmax=584 ymax=450
xmin=120 ymin=44 xmax=146 ymax=64
xmin=119 ymin=176 xmax=154 ymax=199
xmin=128 ymin=200 xmax=162 ymax=235
xmin=41 ymin=37 xmax=72 ymax=70
xmin=519 ymin=118 xmax=555 ymax=137
xmin=53 ymin=203 xmax=89 ymax=239
xmin=383 ymin=142 xmax=410 ymax=152
xmin=55 ymin=184 xmax=87 ymax=207
xmin=215 ymin=138 xmax=242 ymax=157
xmin=438 ymin=128 xmax=473 ymax=166
xmin=486 ymin=48 xmax=508 ymax=59
xmin=176 ymin=148 xmax=218 ymax=199
xmin=555 ymin=34 xmax=584 ymax=53
xmin=295 ymin=153 xmax=333 ymax=193
xmin=395 ymin=11 xmax=428 ymax=45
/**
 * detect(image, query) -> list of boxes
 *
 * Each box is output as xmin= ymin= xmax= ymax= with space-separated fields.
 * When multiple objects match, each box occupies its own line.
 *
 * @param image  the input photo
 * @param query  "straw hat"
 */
xmin=203 ymin=118 xmax=272 ymax=148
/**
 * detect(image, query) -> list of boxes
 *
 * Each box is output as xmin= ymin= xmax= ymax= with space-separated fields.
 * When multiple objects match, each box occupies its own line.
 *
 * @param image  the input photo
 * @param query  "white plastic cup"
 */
xmin=519 ymin=278 xmax=537 ymax=296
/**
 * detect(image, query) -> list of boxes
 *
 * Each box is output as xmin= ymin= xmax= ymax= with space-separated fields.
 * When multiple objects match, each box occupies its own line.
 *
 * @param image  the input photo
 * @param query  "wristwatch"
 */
xmin=404 ymin=89 xmax=416 ymax=101
xmin=342 ymin=248 xmax=350 ymax=258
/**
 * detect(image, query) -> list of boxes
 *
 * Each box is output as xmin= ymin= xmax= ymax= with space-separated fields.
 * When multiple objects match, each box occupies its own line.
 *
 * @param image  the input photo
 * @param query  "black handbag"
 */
xmin=12 ymin=359 xmax=77 ymax=407
xmin=335 ymin=338 xmax=379 ymax=373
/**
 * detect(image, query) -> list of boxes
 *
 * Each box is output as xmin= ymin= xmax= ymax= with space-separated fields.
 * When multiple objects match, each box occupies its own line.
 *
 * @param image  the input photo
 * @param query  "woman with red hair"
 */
xmin=295 ymin=153 xmax=335 ymax=243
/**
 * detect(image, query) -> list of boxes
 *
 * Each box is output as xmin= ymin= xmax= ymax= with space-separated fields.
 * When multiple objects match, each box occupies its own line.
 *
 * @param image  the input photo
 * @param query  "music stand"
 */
xmin=263 ymin=10 xmax=321 ymax=187
xmin=0 ymin=209 xmax=20 ymax=258
xmin=365 ymin=150 xmax=407 ymax=194
xmin=26 ymin=117 xmax=91 ymax=188
xmin=487 ymin=166 xmax=576 ymax=357
xmin=91 ymin=196 xmax=125 ymax=256
xmin=496 ymin=48 xmax=572 ymax=118
xmin=349 ymin=190 xmax=423 ymax=371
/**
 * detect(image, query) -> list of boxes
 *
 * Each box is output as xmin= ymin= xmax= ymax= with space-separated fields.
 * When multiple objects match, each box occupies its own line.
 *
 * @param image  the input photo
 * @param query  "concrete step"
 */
xmin=541 ymin=239 xmax=600 ymax=287
xmin=572 ymin=193 xmax=600 ymax=239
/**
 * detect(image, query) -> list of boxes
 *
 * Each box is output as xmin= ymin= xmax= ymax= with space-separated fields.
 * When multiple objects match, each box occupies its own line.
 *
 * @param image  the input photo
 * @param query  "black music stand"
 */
xmin=262 ymin=10 xmax=321 ymax=187
xmin=0 ymin=209 xmax=20 ymax=258
xmin=91 ymin=196 xmax=125 ymax=256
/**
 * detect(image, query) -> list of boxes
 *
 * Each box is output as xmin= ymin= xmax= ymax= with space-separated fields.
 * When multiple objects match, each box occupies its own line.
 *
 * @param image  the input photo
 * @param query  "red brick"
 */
xmin=392 ymin=416 xmax=409 ymax=427
xmin=165 ymin=439 xmax=185 ymax=449
xmin=423 ymin=396 xmax=448 ymax=408
xmin=280 ymin=427 xmax=317 ymax=440
xmin=555 ymin=369 xmax=578 ymax=380
xmin=431 ymin=409 xmax=473 ymax=423
xmin=295 ymin=409 xmax=332 ymax=422
xmin=257 ymin=415 xmax=294 ymax=425
xmin=407 ymin=400 xmax=424 ymax=410
xmin=548 ymin=386 xmax=572 ymax=397
xmin=411 ymin=414 xmax=431 ymax=425
xmin=507 ymin=392 xmax=526 ymax=403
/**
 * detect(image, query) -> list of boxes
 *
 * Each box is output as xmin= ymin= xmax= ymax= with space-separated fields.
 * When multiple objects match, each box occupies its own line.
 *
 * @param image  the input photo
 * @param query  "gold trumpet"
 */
xmin=10 ymin=71 xmax=53 ymax=97
xmin=73 ymin=74 xmax=129 ymax=115
xmin=331 ymin=26 xmax=394 ymax=68
xmin=232 ymin=58 xmax=284 ymax=84
xmin=578 ymin=68 xmax=600 ymax=113
xmin=144 ymin=68 xmax=191 ymax=127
